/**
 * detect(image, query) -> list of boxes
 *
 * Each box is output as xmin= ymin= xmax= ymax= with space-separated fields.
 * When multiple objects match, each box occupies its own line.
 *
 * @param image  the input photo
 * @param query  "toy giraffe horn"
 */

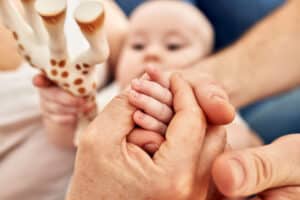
xmin=74 ymin=1 xmax=109 ymax=66
xmin=35 ymin=0 xmax=68 ymax=65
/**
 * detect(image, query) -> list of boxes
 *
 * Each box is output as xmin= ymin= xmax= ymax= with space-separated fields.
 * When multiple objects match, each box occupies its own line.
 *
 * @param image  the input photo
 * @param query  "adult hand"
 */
xmin=127 ymin=65 xmax=235 ymax=154
xmin=66 ymin=74 xmax=226 ymax=200
xmin=212 ymin=134 xmax=300 ymax=199
xmin=146 ymin=65 xmax=235 ymax=125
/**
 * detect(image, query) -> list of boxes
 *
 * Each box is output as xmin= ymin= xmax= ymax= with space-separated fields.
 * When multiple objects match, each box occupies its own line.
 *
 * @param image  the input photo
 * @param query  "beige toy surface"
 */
xmin=0 ymin=0 xmax=109 ymax=145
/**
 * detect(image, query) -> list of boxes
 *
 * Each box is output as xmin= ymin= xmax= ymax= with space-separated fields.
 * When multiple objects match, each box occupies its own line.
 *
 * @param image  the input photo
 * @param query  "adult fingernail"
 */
xmin=143 ymin=143 xmax=159 ymax=154
xmin=227 ymin=159 xmax=246 ymax=190
xmin=211 ymin=94 xmax=228 ymax=102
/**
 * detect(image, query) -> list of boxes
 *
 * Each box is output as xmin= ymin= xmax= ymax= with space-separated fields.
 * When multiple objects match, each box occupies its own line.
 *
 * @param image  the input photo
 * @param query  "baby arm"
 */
xmin=34 ymin=74 xmax=96 ymax=149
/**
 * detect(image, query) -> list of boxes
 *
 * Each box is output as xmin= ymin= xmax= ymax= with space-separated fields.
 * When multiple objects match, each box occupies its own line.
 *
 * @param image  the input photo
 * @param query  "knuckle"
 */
xmin=115 ymin=93 xmax=130 ymax=105
xmin=250 ymin=151 xmax=274 ymax=189
xmin=158 ymin=104 xmax=170 ymax=121
xmin=170 ymin=178 xmax=194 ymax=199
xmin=165 ymin=90 xmax=173 ymax=105
xmin=149 ymin=120 xmax=163 ymax=133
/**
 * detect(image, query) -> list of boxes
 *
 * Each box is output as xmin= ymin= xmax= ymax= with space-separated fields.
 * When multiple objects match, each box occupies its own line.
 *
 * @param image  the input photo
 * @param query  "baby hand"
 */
xmin=129 ymin=75 xmax=173 ymax=135
xmin=34 ymin=74 xmax=96 ymax=126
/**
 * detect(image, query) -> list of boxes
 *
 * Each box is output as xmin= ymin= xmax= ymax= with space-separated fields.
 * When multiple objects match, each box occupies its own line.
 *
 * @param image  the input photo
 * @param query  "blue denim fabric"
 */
xmin=240 ymin=88 xmax=300 ymax=144
xmin=115 ymin=0 xmax=143 ymax=16
xmin=116 ymin=0 xmax=285 ymax=49
xmin=115 ymin=0 xmax=197 ymax=15
xmin=115 ymin=0 xmax=300 ymax=143
xmin=194 ymin=0 xmax=285 ymax=49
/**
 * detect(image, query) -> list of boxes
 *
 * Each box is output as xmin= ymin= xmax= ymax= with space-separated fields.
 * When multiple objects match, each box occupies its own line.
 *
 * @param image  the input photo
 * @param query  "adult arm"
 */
xmin=186 ymin=0 xmax=300 ymax=108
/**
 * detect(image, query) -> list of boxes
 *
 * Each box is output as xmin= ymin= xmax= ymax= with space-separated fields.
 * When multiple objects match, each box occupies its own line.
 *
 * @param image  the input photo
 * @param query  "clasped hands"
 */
xmin=66 ymin=72 xmax=234 ymax=200
xmin=65 ymin=69 xmax=300 ymax=199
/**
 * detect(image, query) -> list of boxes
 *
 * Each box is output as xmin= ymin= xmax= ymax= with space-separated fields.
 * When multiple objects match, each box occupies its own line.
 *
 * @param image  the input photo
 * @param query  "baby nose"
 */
xmin=144 ymin=45 xmax=163 ymax=63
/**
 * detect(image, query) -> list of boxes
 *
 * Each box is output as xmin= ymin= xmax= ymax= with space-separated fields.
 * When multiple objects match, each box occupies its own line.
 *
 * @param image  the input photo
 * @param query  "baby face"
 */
xmin=117 ymin=1 xmax=213 ymax=87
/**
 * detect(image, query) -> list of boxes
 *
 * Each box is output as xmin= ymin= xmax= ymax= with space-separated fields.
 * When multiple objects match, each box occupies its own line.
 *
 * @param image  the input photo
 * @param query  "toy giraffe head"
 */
xmin=0 ymin=0 xmax=110 ymax=145
xmin=0 ymin=0 xmax=109 ymax=98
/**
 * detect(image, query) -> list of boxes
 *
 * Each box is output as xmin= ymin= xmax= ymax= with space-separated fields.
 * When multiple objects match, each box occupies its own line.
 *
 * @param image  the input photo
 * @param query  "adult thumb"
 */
xmin=154 ymin=74 xmax=207 ymax=169
xmin=212 ymin=134 xmax=300 ymax=197
xmin=81 ymin=92 xmax=136 ymax=148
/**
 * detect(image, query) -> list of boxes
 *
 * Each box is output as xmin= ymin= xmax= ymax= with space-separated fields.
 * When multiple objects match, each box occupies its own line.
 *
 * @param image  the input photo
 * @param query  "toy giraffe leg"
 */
xmin=0 ymin=0 xmax=109 ymax=146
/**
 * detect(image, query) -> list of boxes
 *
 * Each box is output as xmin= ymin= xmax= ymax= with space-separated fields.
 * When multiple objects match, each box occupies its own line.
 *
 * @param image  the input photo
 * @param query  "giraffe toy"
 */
xmin=0 ymin=0 xmax=110 ymax=145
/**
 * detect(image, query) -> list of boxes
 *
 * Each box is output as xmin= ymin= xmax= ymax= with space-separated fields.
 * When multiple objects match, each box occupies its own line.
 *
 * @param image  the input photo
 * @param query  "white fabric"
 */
xmin=0 ymin=1 xmax=111 ymax=199
xmin=96 ymin=81 xmax=120 ymax=111
xmin=0 ymin=64 xmax=76 ymax=200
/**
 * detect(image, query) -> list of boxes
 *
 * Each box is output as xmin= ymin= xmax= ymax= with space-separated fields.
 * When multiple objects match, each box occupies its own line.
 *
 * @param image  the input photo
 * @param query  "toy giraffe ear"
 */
xmin=35 ymin=0 xmax=68 ymax=62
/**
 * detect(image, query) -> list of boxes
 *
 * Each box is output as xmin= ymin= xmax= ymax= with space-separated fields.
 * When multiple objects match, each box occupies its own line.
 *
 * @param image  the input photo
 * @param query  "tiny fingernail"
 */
xmin=130 ymin=90 xmax=139 ymax=99
xmin=228 ymin=159 xmax=245 ymax=190
xmin=143 ymin=143 xmax=159 ymax=154
xmin=132 ymin=79 xmax=140 ymax=87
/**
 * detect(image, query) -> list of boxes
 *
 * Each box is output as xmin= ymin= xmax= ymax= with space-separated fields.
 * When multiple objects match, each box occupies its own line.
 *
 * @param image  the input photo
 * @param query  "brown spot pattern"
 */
xmin=61 ymin=71 xmax=69 ymax=78
xmin=82 ymin=70 xmax=89 ymax=75
xmin=78 ymin=87 xmax=86 ymax=94
xmin=24 ymin=55 xmax=31 ymax=62
xmin=63 ymin=83 xmax=70 ymax=88
xmin=18 ymin=44 xmax=24 ymax=51
xmin=74 ymin=78 xmax=83 ymax=85
xmin=12 ymin=32 xmax=18 ymax=40
xmin=58 ymin=60 xmax=66 ymax=67
xmin=51 ymin=69 xmax=58 ymax=76
xmin=50 ymin=59 xmax=57 ymax=66
xmin=83 ymin=63 xmax=90 ymax=68
xmin=76 ymin=64 xmax=81 ymax=70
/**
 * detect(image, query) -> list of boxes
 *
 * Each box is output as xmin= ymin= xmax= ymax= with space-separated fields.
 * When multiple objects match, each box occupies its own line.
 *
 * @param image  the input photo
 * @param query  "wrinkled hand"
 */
xmin=145 ymin=65 xmax=235 ymax=125
xmin=212 ymin=134 xmax=300 ymax=199
xmin=67 ymin=74 xmax=227 ymax=200
xmin=127 ymin=65 xmax=235 ymax=154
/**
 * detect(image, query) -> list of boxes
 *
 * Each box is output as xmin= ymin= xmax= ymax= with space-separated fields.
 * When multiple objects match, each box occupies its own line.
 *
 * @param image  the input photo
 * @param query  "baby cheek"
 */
xmin=166 ymin=49 xmax=204 ymax=69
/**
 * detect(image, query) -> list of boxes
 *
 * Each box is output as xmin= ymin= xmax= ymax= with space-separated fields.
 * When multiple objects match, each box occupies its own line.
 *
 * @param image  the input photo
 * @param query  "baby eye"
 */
xmin=166 ymin=43 xmax=183 ymax=51
xmin=131 ymin=43 xmax=145 ymax=51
